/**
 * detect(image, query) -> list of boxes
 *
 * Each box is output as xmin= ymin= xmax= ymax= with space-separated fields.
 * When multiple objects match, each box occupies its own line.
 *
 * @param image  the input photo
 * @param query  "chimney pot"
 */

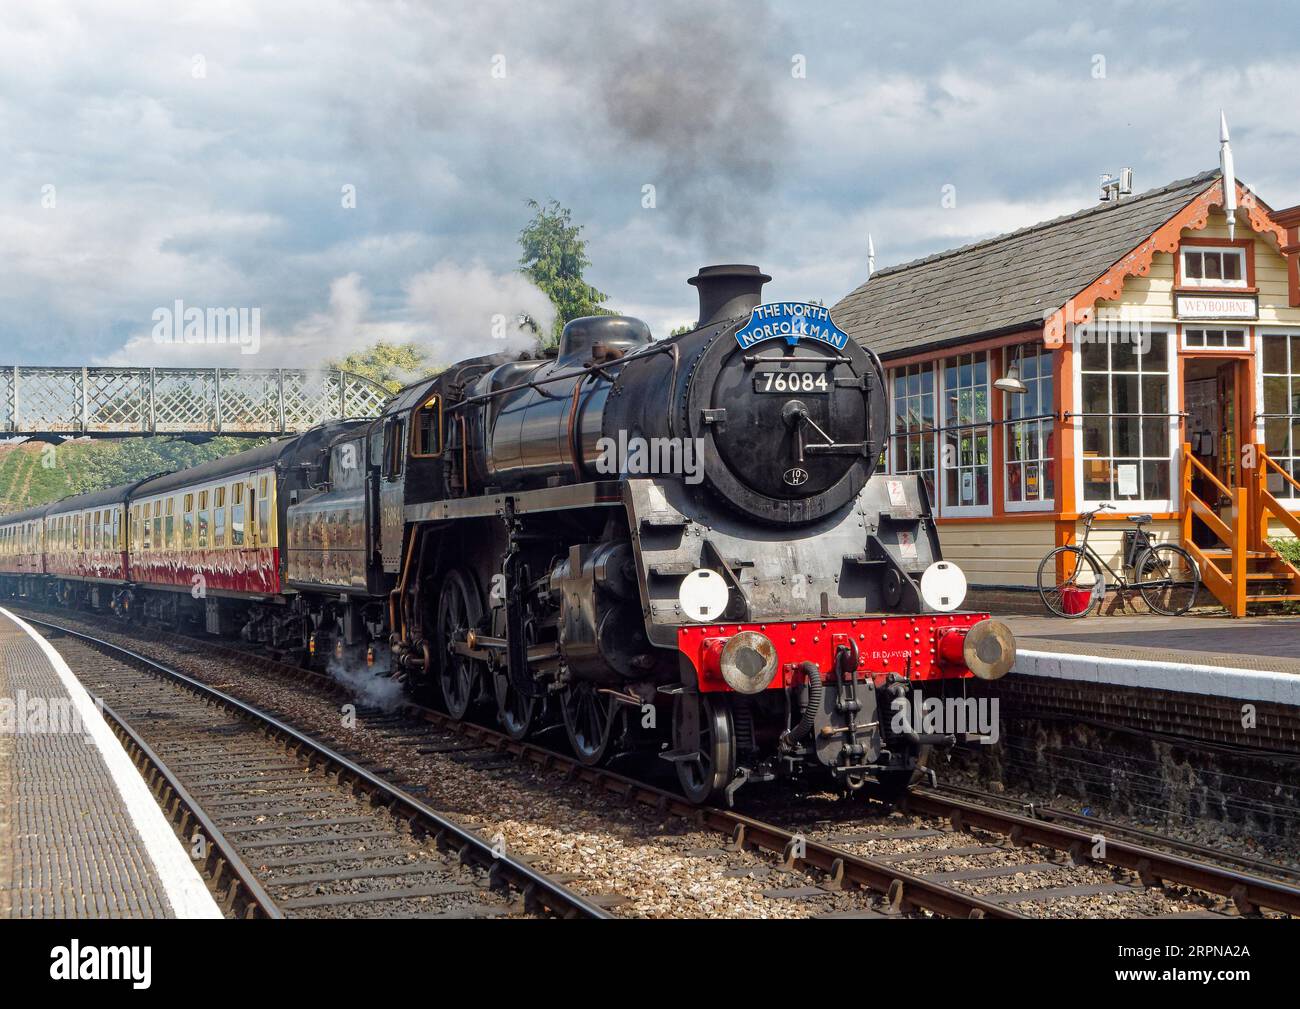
xmin=688 ymin=264 xmax=772 ymax=329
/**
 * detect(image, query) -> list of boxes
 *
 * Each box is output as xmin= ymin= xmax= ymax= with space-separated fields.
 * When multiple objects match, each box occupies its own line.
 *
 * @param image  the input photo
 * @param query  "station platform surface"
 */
xmin=1003 ymin=613 xmax=1300 ymax=705
xmin=0 ymin=607 xmax=220 ymax=918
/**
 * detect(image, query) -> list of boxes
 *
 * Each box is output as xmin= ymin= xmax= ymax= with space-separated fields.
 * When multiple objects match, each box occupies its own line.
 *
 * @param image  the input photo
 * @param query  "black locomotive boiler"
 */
xmin=0 ymin=264 xmax=1016 ymax=805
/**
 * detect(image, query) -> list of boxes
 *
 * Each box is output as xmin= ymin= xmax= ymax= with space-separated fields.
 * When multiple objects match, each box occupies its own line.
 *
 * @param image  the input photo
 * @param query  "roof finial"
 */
xmin=867 ymin=232 xmax=876 ymax=278
xmin=1220 ymin=109 xmax=1237 ymax=240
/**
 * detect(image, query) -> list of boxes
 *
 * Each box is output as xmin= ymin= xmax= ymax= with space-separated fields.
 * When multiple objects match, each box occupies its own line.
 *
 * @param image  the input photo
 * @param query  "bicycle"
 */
xmin=1036 ymin=504 xmax=1201 ymax=618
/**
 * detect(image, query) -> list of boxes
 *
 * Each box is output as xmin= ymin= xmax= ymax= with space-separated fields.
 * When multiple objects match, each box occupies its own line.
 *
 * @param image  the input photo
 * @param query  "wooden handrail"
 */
xmin=1262 ymin=451 xmax=1300 ymax=497
xmin=1183 ymin=443 xmax=1233 ymax=499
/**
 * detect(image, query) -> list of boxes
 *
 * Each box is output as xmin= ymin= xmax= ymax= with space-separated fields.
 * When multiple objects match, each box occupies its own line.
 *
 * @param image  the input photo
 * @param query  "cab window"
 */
xmin=411 ymin=396 xmax=442 ymax=456
xmin=383 ymin=418 xmax=406 ymax=480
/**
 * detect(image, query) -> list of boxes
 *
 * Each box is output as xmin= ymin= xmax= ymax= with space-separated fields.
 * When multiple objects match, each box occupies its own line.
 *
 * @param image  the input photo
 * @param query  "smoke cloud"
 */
xmin=98 ymin=261 xmax=552 ymax=371
xmin=569 ymin=0 xmax=790 ymax=256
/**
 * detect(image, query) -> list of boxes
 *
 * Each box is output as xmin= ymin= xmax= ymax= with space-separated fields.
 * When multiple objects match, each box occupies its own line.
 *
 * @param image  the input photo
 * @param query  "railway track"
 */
xmin=933 ymin=781 xmax=1300 ymax=886
xmin=27 ymin=618 xmax=608 ymax=920
xmin=18 ymin=605 xmax=1300 ymax=919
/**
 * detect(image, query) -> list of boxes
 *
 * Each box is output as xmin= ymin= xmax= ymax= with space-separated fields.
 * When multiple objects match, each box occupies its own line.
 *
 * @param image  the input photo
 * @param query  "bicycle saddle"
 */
xmin=1127 ymin=513 xmax=1153 ymax=524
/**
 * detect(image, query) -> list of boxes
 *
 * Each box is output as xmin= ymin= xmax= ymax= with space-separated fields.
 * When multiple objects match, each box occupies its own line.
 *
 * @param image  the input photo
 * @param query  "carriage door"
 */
xmin=247 ymin=483 xmax=257 ymax=549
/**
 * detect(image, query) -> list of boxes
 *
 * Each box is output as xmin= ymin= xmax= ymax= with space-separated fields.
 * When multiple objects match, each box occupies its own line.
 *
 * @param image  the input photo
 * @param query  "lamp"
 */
xmin=995 ymin=348 xmax=1028 ymax=395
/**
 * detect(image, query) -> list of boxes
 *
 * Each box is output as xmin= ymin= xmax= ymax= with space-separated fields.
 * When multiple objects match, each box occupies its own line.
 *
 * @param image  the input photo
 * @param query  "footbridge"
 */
xmin=0 ymin=366 xmax=390 ymax=437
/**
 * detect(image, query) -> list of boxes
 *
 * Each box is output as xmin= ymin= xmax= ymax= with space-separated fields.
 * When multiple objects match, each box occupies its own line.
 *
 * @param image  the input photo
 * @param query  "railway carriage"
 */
xmin=0 ymin=265 xmax=1016 ymax=806
xmin=0 ymin=503 xmax=49 ymax=588
xmin=121 ymin=421 xmax=364 ymax=636
xmin=42 ymin=486 xmax=136 ymax=607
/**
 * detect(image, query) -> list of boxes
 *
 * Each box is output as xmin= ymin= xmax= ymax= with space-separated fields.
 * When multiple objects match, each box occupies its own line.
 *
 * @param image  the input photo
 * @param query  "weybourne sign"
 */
xmin=1175 ymin=294 xmax=1258 ymax=320
xmin=734 ymin=302 xmax=851 ymax=351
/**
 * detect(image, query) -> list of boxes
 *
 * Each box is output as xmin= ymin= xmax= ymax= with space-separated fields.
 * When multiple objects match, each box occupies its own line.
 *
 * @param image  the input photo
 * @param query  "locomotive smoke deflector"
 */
xmin=688 ymin=264 xmax=772 ymax=328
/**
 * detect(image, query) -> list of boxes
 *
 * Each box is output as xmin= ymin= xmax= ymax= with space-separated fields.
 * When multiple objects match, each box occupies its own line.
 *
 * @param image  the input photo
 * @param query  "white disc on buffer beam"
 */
xmin=679 ymin=569 xmax=730 ymax=622
xmin=920 ymin=561 xmax=967 ymax=612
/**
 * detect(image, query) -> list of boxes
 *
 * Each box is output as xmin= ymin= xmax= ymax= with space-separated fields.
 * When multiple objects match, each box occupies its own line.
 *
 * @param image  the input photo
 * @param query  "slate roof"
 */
xmin=832 ymin=170 xmax=1219 ymax=359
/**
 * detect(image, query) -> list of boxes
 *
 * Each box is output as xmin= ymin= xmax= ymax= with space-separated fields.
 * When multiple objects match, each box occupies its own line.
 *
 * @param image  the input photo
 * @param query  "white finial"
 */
xmin=867 ymin=233 xmax=876 ymax=278
xmin=1219 ymin=109 xmax=1237 ymax=239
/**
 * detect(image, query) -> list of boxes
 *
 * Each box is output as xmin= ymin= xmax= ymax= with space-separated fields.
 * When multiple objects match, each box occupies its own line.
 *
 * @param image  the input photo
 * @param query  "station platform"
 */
xmin=0 ymin=607 xmax=220 ymax=918
xmin=990 ymin=612 xmax=1300 ymax=753
xmin=1007 ymin=613 xmax=1300 ymax=696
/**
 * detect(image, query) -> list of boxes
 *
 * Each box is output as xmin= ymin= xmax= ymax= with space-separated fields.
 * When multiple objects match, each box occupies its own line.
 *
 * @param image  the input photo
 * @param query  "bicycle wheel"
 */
xmin=1037 ymin=546 xmax=1104 ymax=618
xmin=1136 ymin=544 xmax=1200 ymax=615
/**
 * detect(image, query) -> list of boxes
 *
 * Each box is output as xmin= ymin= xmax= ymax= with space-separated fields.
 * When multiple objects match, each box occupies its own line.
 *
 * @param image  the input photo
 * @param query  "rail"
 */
xmin=28 ymin=617 xmax=609 ymax=920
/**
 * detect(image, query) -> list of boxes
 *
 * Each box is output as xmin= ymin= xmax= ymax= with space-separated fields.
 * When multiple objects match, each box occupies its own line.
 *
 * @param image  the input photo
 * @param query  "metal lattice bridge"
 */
xmin=0 ymin=366 xmax=391 ymax=437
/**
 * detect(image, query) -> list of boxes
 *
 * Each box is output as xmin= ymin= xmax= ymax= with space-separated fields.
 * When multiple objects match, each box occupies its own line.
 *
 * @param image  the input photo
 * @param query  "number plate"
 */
xmin=753 ymin=372 xmax=831 ymax=394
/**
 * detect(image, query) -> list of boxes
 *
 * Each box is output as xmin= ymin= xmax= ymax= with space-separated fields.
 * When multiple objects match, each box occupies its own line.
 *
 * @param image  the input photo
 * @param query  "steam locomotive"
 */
xmin=0 ymin=265 xmax=1015 ymax=804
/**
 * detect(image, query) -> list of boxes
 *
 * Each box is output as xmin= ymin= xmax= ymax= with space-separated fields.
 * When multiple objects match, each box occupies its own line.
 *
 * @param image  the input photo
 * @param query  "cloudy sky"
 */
xmin=2 ymin=0 xmax=1298 ymax=370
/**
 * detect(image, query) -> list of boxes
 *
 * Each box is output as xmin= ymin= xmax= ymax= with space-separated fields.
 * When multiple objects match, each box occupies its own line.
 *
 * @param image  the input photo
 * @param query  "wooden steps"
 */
xmin=1180 ymin=443 xmax=1300 ymax=616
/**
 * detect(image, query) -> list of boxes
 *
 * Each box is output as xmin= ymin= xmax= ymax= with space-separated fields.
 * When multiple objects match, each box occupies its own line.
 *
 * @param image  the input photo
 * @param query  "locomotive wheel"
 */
xmin=493 ymin=666 xmax=537 ymax=740
xmin=560 ymin=682 xmax=619 ymax=765
xmin=435 ymin=569 xmax=484 ymax=721
xmin=673 ymin=695 xmax=736 ymax=805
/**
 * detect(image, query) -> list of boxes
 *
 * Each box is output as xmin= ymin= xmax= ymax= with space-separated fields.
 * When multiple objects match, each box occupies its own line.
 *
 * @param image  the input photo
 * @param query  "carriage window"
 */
xmin=412 ymin=397 xmax=442 ymax=456
xmin=183 ymin=494 xmax=194 ymax=547
xmin=198 ymin=490 xmax=210 ymax=548
xmin=259 ymin=476 xmax=271 ymax=541
xmin=92 ymin=511 xmax=101 ymax=550
xmin=112 ymin=510 xmax=121 ymax=550
xmin=152 ymin=501 xmax=162 ymax=549
xmin=165 ymin=498 xmax=176 ymax=548
xmin=215 ymin=486 xmax=226 ymax=547
xmin=131 ymin=507 xmax=140 ymax=550
xmin=231 ymin=483 xmax=245 ymax=546
xmin=142 ymin=506 xmax=151 ymax=550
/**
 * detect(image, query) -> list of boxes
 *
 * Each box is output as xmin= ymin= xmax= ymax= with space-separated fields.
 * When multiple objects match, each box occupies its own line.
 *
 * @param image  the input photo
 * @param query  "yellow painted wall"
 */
xmin=1095 ymin=215 xmax=1300 ymax=325
xmin=937 ymin=520 xmax=1057 ymax=586
xmin=938 ymin=518 xmax=1185 ymax=587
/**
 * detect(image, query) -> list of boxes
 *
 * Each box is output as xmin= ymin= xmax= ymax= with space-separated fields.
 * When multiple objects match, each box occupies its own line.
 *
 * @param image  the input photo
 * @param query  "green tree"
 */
xmin=331 ymin=341 xmax=435 ymax=393
xmin=518 ymin=199 xmax=611 ymax=345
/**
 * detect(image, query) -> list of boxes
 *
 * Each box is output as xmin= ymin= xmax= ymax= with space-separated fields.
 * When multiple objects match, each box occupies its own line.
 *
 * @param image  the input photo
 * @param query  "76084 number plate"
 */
xmin=753 ymin=371 xmax=830 ymax=394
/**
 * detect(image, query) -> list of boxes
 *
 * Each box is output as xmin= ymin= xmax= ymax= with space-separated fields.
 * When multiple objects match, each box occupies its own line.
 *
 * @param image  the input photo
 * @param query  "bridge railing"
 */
xmin=0 ymin=367 xmax=390 ymax=436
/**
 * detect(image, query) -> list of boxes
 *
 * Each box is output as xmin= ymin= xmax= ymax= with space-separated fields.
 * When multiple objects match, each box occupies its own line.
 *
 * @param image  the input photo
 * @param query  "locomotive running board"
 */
xmin=404 ymin=480 xmax=624 ymax=524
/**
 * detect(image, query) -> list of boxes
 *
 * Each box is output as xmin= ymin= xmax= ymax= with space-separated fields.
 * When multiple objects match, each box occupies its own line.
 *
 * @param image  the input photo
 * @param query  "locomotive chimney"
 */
xmin=688 ymin=264 xmax=772 ymax=328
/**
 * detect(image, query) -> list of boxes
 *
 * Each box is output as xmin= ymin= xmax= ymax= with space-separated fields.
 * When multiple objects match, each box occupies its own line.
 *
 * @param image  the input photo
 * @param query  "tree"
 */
xmin=518 ymin=199 xmax=611 ymax=345
xmin=331 ymin=341 xmax=435 ymax=393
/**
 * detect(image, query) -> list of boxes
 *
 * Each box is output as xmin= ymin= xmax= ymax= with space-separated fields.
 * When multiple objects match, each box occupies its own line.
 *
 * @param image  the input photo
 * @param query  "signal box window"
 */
xmin=1181 ymin=246 xmax=1247 ymax=289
